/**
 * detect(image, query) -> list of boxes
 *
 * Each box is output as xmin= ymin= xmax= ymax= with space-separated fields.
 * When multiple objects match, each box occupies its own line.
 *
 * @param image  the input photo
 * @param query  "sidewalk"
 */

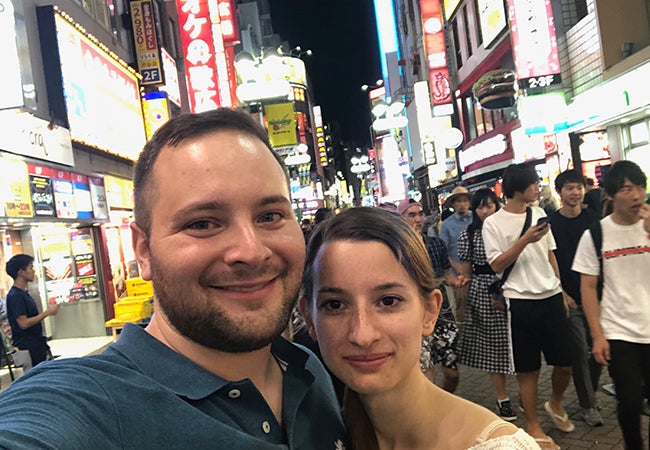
xmin=455 ymin=363 xmax=649 ymax=449
xmin=1 ymin=335 xmax=113 ymax=391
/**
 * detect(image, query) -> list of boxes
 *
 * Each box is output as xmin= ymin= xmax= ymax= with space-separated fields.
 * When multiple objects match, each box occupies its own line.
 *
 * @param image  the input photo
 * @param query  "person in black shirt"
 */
xmin=5 ymin=254 xmax=60 ymax=368
xmin=548 ymin=170 xmax=603 ymax=426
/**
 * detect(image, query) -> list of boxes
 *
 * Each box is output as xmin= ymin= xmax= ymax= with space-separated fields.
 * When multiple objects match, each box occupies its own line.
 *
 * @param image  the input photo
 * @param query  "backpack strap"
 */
xmin=589 ymin=220 xmax=603 ymax=299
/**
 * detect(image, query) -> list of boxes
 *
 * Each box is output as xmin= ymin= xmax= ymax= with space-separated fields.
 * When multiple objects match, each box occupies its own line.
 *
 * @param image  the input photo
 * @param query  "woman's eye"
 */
xmin=379 ymin=296 xmax=401 ymax=307
xmin=319 ymin=299 xmax=343 ymax=311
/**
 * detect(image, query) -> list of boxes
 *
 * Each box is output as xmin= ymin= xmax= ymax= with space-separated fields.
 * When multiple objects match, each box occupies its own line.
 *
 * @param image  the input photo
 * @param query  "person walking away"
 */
xmin=482 ymin=162 xmax=576 ymax=450
xmin=573 ymin=160 xmax=650 ymax=450
xmin=5 ymin=254 xmax=60 ymax=369
xmin=398 ymin=198 xmax=465 ymax=393
xmin=457 ymin=188 xmax=518 ymax=422
xmin=548 ymin=170 xmax=603 ymax=427
xmin=0 ymin=108 xmax=346 ymax=449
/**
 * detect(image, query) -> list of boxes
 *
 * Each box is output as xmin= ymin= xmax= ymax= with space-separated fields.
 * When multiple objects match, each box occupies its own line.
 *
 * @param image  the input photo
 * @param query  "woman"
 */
xmin=456 ymin=189 xmax=517 ymax=422
xmin=300 ymin=208 xmax=539 ymax=450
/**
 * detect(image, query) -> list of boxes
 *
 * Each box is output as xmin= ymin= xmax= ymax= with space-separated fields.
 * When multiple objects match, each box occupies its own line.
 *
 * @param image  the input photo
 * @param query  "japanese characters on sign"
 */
xmin=507 ymin=0 xmax=562 ymax=90
xmin=420 ymin=0 xmax=452 ymax=107
xmin=130 ymin=0 xmax=163 ymax=85
xmin=176 ymin=0 xmax=220 ymax=112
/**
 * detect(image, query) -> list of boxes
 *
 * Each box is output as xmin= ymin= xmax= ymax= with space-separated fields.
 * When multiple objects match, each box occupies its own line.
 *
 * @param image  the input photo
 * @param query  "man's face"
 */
xmin=20 ymin=264 xmax=36 ymax=283
xmin=612 ymin=178 xmax=646 ymax=221
xmin=402 ymin=204 xmax=424 ymax=232
xmin=453 ymin=197 xmax=470 ymax=215
xmin=132 ymin=131 xmax=305 ymax=353
xmin=522 ymin=181 xmax=541 ymax=204
xmin=558 ymin=182 xmax=585 ymax=208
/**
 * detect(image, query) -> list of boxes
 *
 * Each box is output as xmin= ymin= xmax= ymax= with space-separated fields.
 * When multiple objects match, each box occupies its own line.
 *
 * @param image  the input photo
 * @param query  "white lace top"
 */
xmin=469 ymin=421 xmax=541 ymax=449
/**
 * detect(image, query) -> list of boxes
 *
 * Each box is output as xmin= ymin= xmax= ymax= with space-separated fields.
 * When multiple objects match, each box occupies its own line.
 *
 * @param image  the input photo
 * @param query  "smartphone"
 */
xmin=537 ymin=217 xmax=550 ymax=227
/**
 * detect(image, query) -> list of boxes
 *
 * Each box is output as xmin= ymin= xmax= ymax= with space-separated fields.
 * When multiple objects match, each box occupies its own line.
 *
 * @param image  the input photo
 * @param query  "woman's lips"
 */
xmin=344 ymin=353 xmax=392 ymax=371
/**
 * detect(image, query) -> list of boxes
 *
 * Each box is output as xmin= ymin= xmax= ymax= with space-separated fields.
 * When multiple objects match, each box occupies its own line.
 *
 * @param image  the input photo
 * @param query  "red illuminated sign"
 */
xmin=507 ymin=0 xmax=561 ymax=89
xmin=177 ymin=0 xmax=220 ymax=112
xmin=216 ymin=0 xmax=240 ymax=45
xmin=419 ymin=0 xmax=452 ymax=106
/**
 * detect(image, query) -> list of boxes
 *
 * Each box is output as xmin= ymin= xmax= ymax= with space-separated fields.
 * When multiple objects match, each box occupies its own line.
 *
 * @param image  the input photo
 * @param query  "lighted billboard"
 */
xmin=420 ymin=0 xmax=452 ymax=107
xmin=507 ymin=0 xmax=561 ymax=89
xmin=177 ymin=0 xmax=220 ymax=112
xmin=41 ymin=10 xmax=147 ymax=161
xmin=478 ymin=0 xmax=507 ymax=47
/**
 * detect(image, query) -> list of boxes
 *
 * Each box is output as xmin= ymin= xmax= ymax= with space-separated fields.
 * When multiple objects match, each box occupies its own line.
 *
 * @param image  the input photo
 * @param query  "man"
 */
xmin=5 ymin=254 xmax=60 ymax=368
xmin=548 ymin=170 xmax=603 ymax=426
xmin=0 ymin=109 xmax=346 ymax=449
xmin=573 ymin=160 xmax=650 ymax=450
xmin=483 ymin=163 xmax=575 ymax=449
xmin=583 ymin=177 xmax=603 ymax=217
xmin=397 ymin=198 xmax=463 ymax=392
xmin=440 ymin=186 xmax=473 ymax=274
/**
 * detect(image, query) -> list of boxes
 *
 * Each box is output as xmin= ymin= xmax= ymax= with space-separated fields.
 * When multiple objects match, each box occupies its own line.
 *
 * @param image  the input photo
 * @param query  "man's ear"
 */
xmin=131 ymin=222 xmax=152 ymax=281
xmin=422 ymin=289 xmax=443 ymax=336
xmin=298 ymin=297 xmax=317 ymax=341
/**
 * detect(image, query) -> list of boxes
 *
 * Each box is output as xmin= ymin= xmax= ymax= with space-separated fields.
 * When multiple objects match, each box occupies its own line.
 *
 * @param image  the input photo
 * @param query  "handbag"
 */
xmin=488 ymin=207 xmax=532 ymax=310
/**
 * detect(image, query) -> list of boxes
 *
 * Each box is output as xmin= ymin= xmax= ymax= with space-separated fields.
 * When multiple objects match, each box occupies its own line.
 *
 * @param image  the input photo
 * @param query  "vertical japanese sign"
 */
xmin=177 ymin=0 xmax=220 ymax=112
xmin=507 ymin=0 xmax=561 ymax=89
xmin=313 ymin=105 xmax=328 ymax=167
xmin=420 ymin=0 xmax=452 ymax=107
xmin=52 ymin=169 xmax=76 ymax=219
xmin=130 ymin=0 xmax=163 ymax=85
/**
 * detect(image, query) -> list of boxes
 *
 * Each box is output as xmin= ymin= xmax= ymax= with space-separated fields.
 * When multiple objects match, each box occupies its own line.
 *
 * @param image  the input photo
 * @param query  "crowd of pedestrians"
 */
xmin=0 ymin=107 xmax=647 ymax=450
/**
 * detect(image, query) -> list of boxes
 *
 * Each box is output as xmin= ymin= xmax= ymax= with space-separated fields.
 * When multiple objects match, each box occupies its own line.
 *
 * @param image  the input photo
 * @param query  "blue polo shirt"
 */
xmin=0 ymin=324 xmax=347 ymax=449
xmin=440 ymin=212 xmax=473 ymax=266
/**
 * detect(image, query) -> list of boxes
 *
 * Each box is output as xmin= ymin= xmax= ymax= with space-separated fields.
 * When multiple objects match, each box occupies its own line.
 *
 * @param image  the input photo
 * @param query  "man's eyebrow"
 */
xmin=170 ymin=195 xmax=292 ymax=222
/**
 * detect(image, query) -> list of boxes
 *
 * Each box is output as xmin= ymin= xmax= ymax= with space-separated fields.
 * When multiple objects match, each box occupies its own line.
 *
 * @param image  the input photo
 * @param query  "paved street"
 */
xmin=455 ymin=363 xmax=649 ymax=449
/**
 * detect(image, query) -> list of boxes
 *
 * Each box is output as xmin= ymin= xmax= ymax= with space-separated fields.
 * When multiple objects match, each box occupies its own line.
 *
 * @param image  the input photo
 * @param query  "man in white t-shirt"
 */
xmin=483 ymin=163 xmax=575 ymax=450
xmin=572 ymin=160 xmax=650 ymax=450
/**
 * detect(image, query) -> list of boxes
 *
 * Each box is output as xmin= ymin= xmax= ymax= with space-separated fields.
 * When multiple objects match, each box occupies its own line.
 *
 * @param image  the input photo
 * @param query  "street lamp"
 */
xmin=278 ymin=45 xmax=313 ymax=59
xmin=361 ymin=79 xmax=384 ymax=92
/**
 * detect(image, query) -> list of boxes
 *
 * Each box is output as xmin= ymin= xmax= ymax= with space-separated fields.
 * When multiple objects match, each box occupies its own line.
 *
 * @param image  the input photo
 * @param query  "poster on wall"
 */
xmin=52 ymin=170 xmax=76 ymax=219
xmin=70 ymin=230 xmax=98 ymax=300
xmin=72 ymin=173 xmax=93 ymax=219
xmin=39 ymin=230 xmax=74 ymax=304
xmin=28 ymin=164 xmax=56 ymax=217
xmin=89 ymin=176 xmax=109 ymax=220
xmin=1 ymin=158 xmax=34 ymax=218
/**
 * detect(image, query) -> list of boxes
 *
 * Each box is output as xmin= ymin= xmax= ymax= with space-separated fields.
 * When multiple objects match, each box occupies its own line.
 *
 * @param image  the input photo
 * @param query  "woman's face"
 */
xmin=475 ymin=198 xmax=497 ymax=222
xmin=301 ymin=240 xmax=440 ymax=396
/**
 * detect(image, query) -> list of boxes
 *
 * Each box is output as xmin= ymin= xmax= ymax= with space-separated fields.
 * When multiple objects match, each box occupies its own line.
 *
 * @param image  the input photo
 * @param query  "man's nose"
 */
xmin=222 ymin=221 xmax=272 ymax=266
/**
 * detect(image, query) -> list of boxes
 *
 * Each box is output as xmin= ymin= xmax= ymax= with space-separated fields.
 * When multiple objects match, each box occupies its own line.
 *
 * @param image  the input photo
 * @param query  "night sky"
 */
xmin=268 ymin=0 xmax=383 ymax=148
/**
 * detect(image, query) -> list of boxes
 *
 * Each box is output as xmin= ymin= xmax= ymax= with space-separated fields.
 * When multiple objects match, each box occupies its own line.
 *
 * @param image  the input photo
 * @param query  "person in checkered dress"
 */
xmin=456 ymin=189 xmax=518 ymax=421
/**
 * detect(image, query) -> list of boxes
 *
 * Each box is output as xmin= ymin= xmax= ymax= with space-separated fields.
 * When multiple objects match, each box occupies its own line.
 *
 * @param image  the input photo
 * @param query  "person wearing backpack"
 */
xmin=482 ymin=163 xmax=575 ymax=450
xmin=572 ymin=160 xmax=650 ymax=450
xmin=548 ymin=170 xmax=603 ymax=427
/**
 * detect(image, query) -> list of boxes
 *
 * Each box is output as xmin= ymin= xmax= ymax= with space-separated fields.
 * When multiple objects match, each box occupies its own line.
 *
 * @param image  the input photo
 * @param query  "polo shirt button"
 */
xmin=228 ymin=389 xmax=241 ymax=399
xmin=262 ymin=421 xmax=271 ymax=434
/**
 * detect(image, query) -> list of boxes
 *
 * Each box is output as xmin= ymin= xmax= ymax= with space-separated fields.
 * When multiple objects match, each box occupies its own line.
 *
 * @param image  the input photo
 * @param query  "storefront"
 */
xmin=566 ymin=59 xmax=650 ymax=192
xmin=0 ymin=149 xmax=111 ymax=340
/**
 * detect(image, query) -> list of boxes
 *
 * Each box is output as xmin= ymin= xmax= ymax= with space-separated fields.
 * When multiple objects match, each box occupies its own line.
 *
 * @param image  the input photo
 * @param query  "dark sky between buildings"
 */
xmin=268 ymin=0 xmax=383 ymax=147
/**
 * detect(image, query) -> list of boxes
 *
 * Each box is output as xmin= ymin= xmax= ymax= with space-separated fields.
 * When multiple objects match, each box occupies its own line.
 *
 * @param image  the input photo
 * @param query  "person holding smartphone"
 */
xmin=482 ymin=163 xmax=575 ymax=450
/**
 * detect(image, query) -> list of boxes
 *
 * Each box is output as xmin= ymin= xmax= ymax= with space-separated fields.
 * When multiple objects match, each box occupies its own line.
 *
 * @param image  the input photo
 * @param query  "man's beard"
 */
xmin=149 ymin=255 xmax=300 ymax=353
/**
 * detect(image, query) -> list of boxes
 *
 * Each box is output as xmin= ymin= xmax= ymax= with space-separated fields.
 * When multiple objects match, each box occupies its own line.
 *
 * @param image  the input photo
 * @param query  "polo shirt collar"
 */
xmin=111 ymin=323 xmax=310 ymax=400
